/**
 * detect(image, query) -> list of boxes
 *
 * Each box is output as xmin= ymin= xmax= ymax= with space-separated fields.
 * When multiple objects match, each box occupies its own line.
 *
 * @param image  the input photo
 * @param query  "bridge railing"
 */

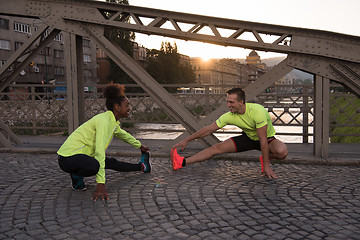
xmin=0 ymin=83 xmax=359 ymax=143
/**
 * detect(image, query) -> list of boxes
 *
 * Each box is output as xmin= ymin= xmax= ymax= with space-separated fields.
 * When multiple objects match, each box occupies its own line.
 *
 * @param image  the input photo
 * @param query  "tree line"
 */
xmin=105 ymin=0 xmax=196 ymax=88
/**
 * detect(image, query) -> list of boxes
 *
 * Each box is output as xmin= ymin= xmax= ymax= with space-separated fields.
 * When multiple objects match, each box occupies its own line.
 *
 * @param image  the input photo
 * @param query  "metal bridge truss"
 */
xmin=1 ymin=0 xmax=360 ymax=157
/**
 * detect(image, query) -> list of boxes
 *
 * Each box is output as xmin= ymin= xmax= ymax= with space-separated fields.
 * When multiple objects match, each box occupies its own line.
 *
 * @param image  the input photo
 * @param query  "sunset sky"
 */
xmin=127 ymin=0 xmax=359 ymax=60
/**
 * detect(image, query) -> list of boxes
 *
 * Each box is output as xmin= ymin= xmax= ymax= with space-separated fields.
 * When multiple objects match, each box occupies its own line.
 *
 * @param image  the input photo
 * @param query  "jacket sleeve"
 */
xmin=115 ymin=125 xmax=141 ymax=148
xmin=94 ymin=119 xmax=107 ymax=184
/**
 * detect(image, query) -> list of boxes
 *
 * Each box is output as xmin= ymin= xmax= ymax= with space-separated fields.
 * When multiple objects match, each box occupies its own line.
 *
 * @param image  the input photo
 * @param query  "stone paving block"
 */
xmin=187 ymin=235 xmax=201 ymax=240
xmin=244 ymin=229 xmax=257 ymax=236
xmin=13 ymin=233 xmax=30 ymax=240
xmin=252 ymin=233 xmax=268 ymax=240
xmin=53 ymin=233 xmax=71 ymax=240
xmin=235 ymin=233 xmax=251 ymax=239
xmin=177 ymin=224 xmax=190 ymax=231
xmin=197 ymin=230 xmax=213 ymax=238
xmin=182 ymin=228 xmax=197 ymax=236
xmin=132 ymin=232 xmax=147 ymax=239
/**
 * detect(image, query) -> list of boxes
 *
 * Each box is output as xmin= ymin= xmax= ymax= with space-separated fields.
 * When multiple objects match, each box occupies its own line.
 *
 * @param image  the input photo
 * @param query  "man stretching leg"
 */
xmin=171 ymin=87 xmax=288 ymax=179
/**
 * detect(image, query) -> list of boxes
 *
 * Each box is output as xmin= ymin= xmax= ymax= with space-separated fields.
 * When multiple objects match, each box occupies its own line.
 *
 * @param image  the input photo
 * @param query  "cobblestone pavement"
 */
xmin=1 ymin=153 xmax=360 ymax=240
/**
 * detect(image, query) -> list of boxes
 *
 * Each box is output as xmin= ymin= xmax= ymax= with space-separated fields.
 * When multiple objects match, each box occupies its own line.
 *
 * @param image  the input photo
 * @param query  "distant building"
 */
xmin=96 ymin=47 xmax=111 ymax=85
xmin=133 ymin=42 xmax=147 ymax=65
xmin=242 ymin=50 xmax=267 ymax=84
xmin=0 ymin=15 xmax=98 ymax=86
xmin=190 ymin=57 xmax=241 ymax=93
xmin=190 ymin=53 xmax=270 ymax=92
xmin=179 ymin=53 xmax=191 ymax=65
xmin=245 ymin=50 xmax=266 ymax=70
xmin=96 ymin=42 xmax=148 ymax=84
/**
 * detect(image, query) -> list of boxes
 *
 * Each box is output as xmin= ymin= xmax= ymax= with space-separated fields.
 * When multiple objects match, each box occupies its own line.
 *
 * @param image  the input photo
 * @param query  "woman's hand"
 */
xmin=91 ymin=183 xmax=109 ymax=201
xmin=140 ymin=145 xmax=149 ymax=153
xmin=173 ymin=139 xmax=188 ymax=151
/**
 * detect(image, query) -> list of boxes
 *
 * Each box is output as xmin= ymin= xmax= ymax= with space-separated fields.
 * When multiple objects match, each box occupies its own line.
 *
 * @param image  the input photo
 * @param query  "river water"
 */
xmin=132 ymin=123 xmax=313 ymax=143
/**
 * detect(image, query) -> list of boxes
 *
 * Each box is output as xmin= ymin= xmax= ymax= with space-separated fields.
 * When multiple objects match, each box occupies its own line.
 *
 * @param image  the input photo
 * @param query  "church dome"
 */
xmin=249 ymin=50 xmax=259 ymax=57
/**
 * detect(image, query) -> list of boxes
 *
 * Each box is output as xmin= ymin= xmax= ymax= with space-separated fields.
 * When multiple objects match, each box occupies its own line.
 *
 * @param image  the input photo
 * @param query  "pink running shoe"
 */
xmin=170 ymin=148 xmax=184 ymax=170
xmin=259 ymin=155 xmax=264 ymax=173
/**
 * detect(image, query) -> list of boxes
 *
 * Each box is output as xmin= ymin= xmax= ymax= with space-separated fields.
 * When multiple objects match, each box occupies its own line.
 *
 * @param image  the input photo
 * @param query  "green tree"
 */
xmin=105 ymin=0 xmax=136 ymax=84
xmin=146 ymin=42 xmax=196 ymax=88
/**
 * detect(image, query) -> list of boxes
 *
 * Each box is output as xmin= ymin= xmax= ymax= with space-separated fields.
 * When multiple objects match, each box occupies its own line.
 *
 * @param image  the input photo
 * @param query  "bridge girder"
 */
xmin=1 ymin=0 xmax=360 ymax=64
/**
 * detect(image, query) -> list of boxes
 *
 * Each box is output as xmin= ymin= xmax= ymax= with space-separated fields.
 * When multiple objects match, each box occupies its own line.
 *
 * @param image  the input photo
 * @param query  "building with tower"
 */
xmin=245 ymin=50 xmax=267 ymax=70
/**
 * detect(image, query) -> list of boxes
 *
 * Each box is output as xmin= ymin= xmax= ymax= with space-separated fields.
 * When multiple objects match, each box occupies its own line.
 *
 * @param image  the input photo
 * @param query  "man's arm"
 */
xmin=256 ymin=125 xmax=277 ymax=179
xmin=174 ymin=122 xmax=220 ymax=151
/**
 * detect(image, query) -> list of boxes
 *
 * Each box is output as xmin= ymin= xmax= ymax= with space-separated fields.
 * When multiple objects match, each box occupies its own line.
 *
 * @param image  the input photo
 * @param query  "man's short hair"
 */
xmin=226 ymin=87 xmax=246 ymax=103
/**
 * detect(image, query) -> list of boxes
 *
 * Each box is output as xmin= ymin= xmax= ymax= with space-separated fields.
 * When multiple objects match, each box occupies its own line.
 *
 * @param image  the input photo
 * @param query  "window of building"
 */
xmin=83 ymin=54 xmax=91 ymax=63
xmin=34 ymin=27 xmax=63 ymax=42
xmin=0 ymin=18 xmax=9 ymax=30
xmin=0 ymin=40 xmax=10 ymax=50
xmin=14 ymin=22 xmax=31 ymax=34
xmin=40 ymin=47 xmax=51 ymax=56
xmin=54 ymin=67 xmax=64 ymax=76
xmin=37 ymin=64 xmax=52 ymax=74
xmin=43 ymin=28 xmax=50 ymax=37
xmin=0 ymin=60 xmax=12 ymax=71
xmin=54 ymin=49 xmax=64 ymax=59
xmin=15 ymin=42 xmax=23 ymax=51
xmin=84 ymin=69 xmax=92 ymax=78
xmin=54 ymin=33 xmax=63 ymax=42
xmin=83 ymin=38 xmax=90 ymax=47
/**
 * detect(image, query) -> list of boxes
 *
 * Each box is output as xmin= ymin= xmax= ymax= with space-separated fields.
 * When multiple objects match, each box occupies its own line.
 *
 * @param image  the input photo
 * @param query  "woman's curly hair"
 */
xmin=103 ymin=84 xmax=126 ymax=111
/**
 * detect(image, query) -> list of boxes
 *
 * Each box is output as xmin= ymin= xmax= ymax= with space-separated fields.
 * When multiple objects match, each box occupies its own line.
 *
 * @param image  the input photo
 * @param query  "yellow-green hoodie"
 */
xmin=57 ymin=111 xmax=141 ymax=184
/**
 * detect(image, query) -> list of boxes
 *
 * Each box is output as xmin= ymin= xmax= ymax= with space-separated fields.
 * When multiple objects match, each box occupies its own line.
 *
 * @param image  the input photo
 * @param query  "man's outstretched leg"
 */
xmin=171 ymin=139 xmax=236 ymax=170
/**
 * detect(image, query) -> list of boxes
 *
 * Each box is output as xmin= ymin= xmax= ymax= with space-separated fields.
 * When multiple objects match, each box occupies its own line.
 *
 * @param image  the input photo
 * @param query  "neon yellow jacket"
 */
xmin=57 ymin=111 xmax=141 ymax=184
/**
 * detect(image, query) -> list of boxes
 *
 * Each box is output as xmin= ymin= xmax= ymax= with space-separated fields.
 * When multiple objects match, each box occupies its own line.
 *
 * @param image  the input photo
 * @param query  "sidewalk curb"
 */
xmin=1 ymin=147 xmax=359 ymax=166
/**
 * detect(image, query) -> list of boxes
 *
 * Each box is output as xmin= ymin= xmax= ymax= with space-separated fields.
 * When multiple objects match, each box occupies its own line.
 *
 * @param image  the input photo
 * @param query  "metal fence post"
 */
xmin=31 ymin=86 xmax=36 ymax=135
xmin=76 ymin=35 xmax=85 ymax=125
xmin=205 ymin=85 xmax=210 ymax=115
xmin=303 ymin=85 xmax=309 ymax=143
xmin=314 ymin=76 xmax=330 ymax=157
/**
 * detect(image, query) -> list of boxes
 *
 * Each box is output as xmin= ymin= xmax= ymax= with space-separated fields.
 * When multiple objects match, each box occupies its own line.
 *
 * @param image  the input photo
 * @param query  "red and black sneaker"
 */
xmin=170 ymin=148 xmax=184 ymax=170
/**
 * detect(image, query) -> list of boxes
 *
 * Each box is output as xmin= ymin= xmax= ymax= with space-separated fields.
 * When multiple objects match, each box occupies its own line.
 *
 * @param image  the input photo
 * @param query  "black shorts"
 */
xmin=231 ymin=134 xmax=276 ymax=153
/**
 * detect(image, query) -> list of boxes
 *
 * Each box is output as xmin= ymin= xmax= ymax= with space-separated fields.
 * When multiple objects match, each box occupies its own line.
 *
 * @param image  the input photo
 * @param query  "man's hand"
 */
xmin=140 ymin=145 xmax=149 ymax=152
xmin=262 ymin=166 xmax=277 ymax=179
xmin=91 ymin=183 xmax=109 ymax=201
xmin=173 ymin=139 xmax=188 ymax=151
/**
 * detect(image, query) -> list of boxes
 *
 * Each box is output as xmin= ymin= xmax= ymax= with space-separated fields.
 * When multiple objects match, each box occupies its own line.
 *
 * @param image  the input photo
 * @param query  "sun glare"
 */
xmin=201 ymin=56 xmax=211 ymax=61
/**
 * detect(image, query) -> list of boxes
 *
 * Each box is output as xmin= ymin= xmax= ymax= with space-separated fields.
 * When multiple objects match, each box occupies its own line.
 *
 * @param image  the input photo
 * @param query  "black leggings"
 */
xmin=58 ymin=154 xmax=141 ymax=177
